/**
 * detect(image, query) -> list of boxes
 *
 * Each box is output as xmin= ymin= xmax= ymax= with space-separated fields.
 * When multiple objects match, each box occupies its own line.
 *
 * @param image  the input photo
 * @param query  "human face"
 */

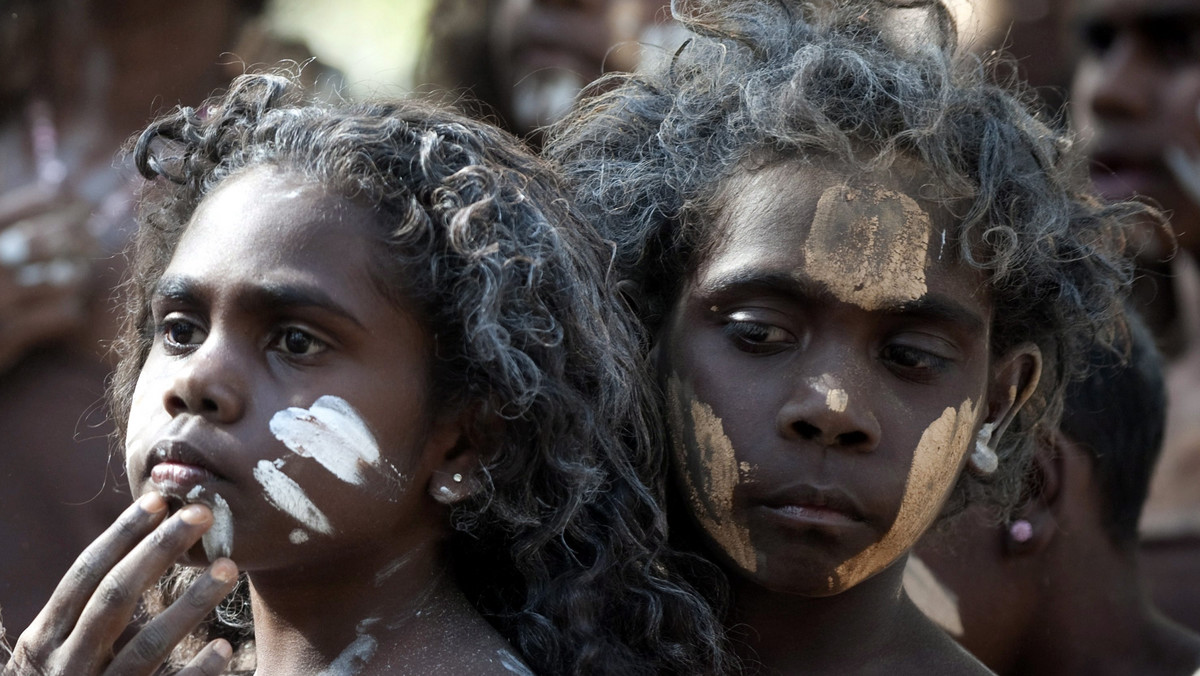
xmin=125 ymin=167 xmax=460 ymax=573
xmin=1071 ymin=0 xmax=1200 ymax=251
xmin=659 ymin=160 xmax=998 ymax=596
xmin=488 ymin=0 xmax=680 ymax=135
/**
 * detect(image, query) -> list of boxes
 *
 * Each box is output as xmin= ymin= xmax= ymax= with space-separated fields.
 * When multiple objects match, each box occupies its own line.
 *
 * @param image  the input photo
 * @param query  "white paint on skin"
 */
xmin=903 ymin=554 xmax=964 ymax=637
xmin=289 ymin=528 xmax=309 ymax=545
xmin=499 ymin=649 xmax=536 ymax=676
xmin=317 ymin=618 xmax=379 ymax=676
xmin=253 ymin=460 xmax=334 ymax=535
xmin=270 ymin=395 xmax=384 ymax=486
xmin=809 ymin=374 xmax=849 ymax=413
xmin=373 ymin=551 xmax=417 ymax=587
xmin=202 ymin=494 xmax=234 ymax=560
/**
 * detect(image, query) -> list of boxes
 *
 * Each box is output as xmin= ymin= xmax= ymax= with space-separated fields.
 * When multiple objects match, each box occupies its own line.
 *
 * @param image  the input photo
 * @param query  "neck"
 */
xmin=246 ymin=541 xmax=509 ymax=675
xmin=731 ymin=558 xmax=912 ymax=675
xmin=1014 ymin=540 xmax=1200 ymax=676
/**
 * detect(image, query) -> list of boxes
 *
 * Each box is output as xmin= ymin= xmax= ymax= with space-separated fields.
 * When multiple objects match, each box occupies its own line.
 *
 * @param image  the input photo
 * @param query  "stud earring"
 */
xmin=969 ymin=422 xmax=998 ymax=475
xmin=431 ymin=472 xmax=467 ymax=505
xmin=1009 ymin=519 xmax=1033 ymax=544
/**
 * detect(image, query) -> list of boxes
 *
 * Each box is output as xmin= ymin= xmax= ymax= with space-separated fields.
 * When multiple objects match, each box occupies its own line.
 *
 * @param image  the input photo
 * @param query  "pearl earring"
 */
xmin=969 ymin=422 xmax=998 ymax=475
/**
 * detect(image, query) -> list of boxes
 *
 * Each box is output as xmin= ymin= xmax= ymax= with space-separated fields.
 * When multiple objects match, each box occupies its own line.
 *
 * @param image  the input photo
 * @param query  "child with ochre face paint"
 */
xmin=0 ymin=74 xmax=730 ymax=676
xmin=547 ymin=0 xmax=1151 ymax=673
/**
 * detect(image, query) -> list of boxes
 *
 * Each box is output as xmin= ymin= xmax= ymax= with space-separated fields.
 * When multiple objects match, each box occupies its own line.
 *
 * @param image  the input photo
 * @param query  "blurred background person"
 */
xmin=1066 ymin=0 xmax=1200 ymax=631
xmin=415 ymin=0 xmax=684 ymax=147
xmin=907 ymin=311 xmax=1200 ymax=676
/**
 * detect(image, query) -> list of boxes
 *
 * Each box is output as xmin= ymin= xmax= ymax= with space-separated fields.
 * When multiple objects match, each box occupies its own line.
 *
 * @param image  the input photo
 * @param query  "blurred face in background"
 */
xmin=488 ymin=0 xmax=682 ymax=136
xmin=1070 ymin=0 xmax=1200 ymax=253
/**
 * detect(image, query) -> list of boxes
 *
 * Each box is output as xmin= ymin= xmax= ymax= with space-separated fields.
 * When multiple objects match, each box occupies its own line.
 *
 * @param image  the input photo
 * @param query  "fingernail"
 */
xmin=212 ymin=639 xmax=233 ymax=659
xmin=179 ymin=504 xmax=210 ymax=525
xmin=210 ymin=558 xmax=238 ymax=584
xmin=138 ymin=492 xmax=167 ymax=513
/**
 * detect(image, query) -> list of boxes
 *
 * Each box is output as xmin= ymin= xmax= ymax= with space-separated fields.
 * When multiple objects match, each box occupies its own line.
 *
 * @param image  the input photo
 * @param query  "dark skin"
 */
xmin=657 ymin=158 xmax=1040 ymax=675
xmin=7 ymin=167 xmax=529 ymax=675
xmin=912 ymin=432 xmax=1200 ymax=676
xmin=1069 ymin=0 xmax=1200 ymax=632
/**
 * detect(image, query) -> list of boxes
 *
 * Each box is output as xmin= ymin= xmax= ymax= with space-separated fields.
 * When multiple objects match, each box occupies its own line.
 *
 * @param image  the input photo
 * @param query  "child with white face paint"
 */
xmin=548 ymin=0 xmax=1152 ymax=673
xmin=1 ymin=75 xmax=730 ymax=676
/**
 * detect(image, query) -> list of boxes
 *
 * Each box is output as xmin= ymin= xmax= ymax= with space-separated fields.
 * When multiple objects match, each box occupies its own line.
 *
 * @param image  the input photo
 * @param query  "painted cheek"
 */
xmin=830 ymin=398 xmax=978 ymax=591
xmin=269 ymin=395 xmax=395 ymax=487
xmin=803 ymin=183 xmax=931 ymax=311
xmin=666 ymin=374 xmax=758 ymax=573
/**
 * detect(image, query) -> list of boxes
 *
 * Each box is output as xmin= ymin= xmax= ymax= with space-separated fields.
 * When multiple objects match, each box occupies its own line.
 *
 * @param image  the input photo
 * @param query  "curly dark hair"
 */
xmin=114 ymin=73 xmax=730 ymax=675
xmin=546 ymin=0 xmax=1154 ymax=518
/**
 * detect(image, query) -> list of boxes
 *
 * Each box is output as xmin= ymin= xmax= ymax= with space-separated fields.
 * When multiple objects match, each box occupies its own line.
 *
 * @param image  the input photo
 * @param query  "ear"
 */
xmin=424 ymin=409 xmax=492 ymax=506
xmin=985 ymin=342 xmax=1042 ymax=448
xmin=1004 ymin=431 xmax=1063 ymax=557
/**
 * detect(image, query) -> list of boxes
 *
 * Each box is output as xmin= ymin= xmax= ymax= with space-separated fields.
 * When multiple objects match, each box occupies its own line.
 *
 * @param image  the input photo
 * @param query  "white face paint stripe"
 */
xmin=201 ymin=493 xmax=234 ymax=560
xmin=253 ymin=460 xmax=334 ymax=535
xmin=270 ymin=395 xmax=382 ymax=485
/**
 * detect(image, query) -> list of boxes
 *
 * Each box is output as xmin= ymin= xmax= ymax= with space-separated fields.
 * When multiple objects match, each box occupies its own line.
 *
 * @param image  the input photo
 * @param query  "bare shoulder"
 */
xmin=871 ymin=601 xmax=995 ymax=676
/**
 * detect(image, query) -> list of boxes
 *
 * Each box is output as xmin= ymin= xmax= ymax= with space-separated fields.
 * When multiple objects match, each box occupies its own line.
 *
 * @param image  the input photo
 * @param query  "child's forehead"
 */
xmin=698 ymin=156 xmax=984 ymax=311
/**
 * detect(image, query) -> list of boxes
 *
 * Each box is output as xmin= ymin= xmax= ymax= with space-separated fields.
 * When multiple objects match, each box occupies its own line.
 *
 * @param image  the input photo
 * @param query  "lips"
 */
xmin=147 ymin=439 xmax=221 ymax=495
xmin=758 ymin=483 xmax=866 ymax=529
xmin=1089 ymin=152 xmax=1168 ymax=201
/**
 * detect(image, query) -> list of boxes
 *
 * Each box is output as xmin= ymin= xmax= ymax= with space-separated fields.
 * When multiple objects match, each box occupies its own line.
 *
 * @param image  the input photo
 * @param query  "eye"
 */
xmin=722 ymin=312 xmax=796 ymax=354
xmin=273 ymin=327 xmax=327 ymax=357
xmin=161 ymin=318 xmax=206 ymax=353
xmin=880 ymin=344 xmax=951 ymax=381
xmin=1143 ymin=19 xmax=1200 ymax=66
xmin=1077 ymin=19 xmax=1117 ymax=57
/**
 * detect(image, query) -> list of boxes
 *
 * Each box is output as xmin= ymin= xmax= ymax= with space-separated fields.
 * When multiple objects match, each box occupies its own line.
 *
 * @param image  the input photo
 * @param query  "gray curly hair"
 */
xmin=546 ymin=0 xmax=1152 ymax=517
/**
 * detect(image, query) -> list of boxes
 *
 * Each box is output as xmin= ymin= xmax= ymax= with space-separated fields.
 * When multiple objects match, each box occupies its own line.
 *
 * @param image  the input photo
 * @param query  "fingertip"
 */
xmin=211 ymin=638 xmax=232 ymax=660
xmin=210 ymin=558 xmax=238 ymax=584
xmin=137 ymin=492 xmax=168 ymax=514
xmin=178 ymin=503 xmax=212 ymax=525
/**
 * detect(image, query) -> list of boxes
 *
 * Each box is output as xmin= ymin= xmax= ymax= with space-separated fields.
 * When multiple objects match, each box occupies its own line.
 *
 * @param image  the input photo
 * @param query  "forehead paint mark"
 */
xmin=201 ymin=494 xmax=234 ymax=561
xmin=289 ymin=528 xmax=309 ymax=545
xmin=667 ymin=374 xmax=757 ymax=573
xmin=499 ymin=649 xmax=536 ymax=676
xmin=903 ymin=554 xmax=964 ymax=637
xmin=803 ymin=183 xmax=931 ymax=311
xmin=832 ymin=399 xmax=977 ymax=590
xmin=270 ymin=395 xmax=384 ymax=486
xmin=317 ymin=619 xmax=379 ymax=676
xmin=253 ymin=460 xmax=334 ymax=535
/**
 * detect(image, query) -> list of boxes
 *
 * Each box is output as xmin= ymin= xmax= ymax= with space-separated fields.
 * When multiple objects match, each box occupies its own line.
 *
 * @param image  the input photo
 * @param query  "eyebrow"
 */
xmin=153 ymin=275 xmax=366 ymax=329
xmin=699 ymin=268 xmax=986 ymax=332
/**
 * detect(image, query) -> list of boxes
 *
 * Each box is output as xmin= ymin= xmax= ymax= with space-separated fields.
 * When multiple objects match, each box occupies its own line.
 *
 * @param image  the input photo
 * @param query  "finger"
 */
xmin=106 ymin=561 xmax=238 ymax=676
xmin=0 ymin=183 xmax=58 ymax=224
xmin=72 ymin=504 xmax=215 ymax=652
xmin=22 ymin=494 xmax=168 ymax=643
xmin=173 ymin=639 xmax=234 ymax=676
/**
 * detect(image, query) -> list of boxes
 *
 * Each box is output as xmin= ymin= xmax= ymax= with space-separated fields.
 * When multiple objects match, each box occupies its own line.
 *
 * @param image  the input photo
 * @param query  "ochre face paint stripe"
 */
xmin=803 ymin=183 xmax=931 ymax=312
xmin=667 ymin=374 xmax=758 ymax=573
xmin=832 ymin=399 xmax=977 ymax=590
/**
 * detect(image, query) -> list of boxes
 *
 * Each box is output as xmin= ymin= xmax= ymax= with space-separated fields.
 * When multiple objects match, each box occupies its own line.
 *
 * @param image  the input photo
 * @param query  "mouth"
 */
xmin=1089 ymin=153 xmax=1166 ymax=200
xmin=759 ymin=484 xmax=865 ymax=529
xmin=146 ymin=439 xmax=223 ymax=500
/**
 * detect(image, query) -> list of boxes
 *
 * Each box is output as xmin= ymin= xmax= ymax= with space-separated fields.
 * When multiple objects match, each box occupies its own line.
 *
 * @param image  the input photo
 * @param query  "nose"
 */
xmin=776 ymin=373 xmax=880 ymax=452
xmin=162 ymin=341 xmax=247 ymax=424
xmin=1085 ymin=35 xmax=1155 ymax=122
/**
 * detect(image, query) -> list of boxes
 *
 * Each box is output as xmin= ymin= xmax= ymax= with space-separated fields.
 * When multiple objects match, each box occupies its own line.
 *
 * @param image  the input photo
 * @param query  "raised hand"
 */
xmin=2 ymin=494 xmax=238 ymax=676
